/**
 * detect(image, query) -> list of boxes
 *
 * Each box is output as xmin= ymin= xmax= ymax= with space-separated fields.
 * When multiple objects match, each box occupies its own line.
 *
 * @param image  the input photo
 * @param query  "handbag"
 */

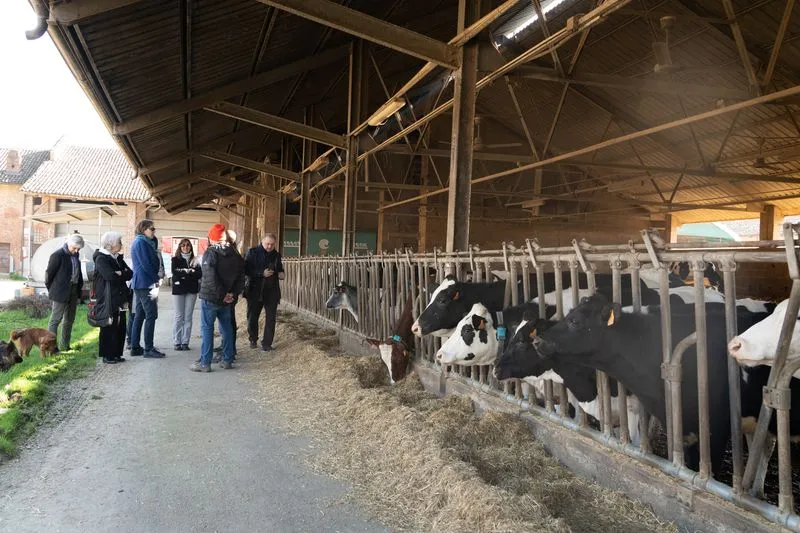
xmin=87 ymin=278 xmax=114 ymax=328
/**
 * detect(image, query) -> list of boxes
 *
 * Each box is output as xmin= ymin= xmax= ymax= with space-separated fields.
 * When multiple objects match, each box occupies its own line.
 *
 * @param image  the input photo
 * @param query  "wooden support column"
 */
xmin=377 ymin=191 xmax=385 ymax=253
xmin=299 ymin=107 xmax=313 ymax=255
xmin=445 ymin=0 xmax=481 ymax=253
xmin=342 ymin=41 xmax=365 ymax=255
xmin=277 ymin=138 xmax=290 ymax=250
xmin=664 ymin=213 xmax=681 ymax=243
xmin=419 ymin=153 xmax=430 ymax=252
xmin=759 ymin=204 xmax=777 ymax=240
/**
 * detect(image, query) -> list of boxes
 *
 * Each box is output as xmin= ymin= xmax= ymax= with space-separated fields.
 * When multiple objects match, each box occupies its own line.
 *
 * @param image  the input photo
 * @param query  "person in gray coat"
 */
xmin=45 ymin=234 xmax=84 ymax=352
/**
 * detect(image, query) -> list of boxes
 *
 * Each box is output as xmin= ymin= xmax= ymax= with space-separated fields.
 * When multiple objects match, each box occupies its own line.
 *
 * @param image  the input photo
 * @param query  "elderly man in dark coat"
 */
xmin=46 ymin=233 xmax=85 ymax=352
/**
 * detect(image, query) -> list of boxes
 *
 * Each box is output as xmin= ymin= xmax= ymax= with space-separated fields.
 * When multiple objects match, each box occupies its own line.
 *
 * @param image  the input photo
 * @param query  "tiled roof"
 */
xmin=0 ymin=148 xmax=50 ymax=185
xmin=21 ymin=144 xmax=150 ymax=201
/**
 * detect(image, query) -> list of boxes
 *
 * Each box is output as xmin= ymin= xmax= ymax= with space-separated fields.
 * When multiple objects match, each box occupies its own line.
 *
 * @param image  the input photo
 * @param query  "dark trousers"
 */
xmin=247 ymin=296 xmax=279 ymax=348
xmin=99 ymin=311 xmax=127 ymax=361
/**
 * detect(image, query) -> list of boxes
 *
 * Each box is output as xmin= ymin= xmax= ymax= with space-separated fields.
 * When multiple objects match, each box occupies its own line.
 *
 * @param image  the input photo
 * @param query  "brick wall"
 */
xmin=0 ymin=184 xmax=26 ymax=273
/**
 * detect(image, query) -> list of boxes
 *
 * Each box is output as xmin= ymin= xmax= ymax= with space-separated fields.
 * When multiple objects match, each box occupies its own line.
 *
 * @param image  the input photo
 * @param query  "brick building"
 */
xmin=0 ymin=147 xmax=51 ymax=274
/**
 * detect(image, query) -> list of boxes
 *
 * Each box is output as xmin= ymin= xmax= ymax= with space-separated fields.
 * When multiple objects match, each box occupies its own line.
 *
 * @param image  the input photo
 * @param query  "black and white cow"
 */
xmin=435 ymin=302 xmax=542 ymax=365
xmin=496 ymin=317 xmax=644 ymax=444
xmin=521 ymin=293 xmax=764 ymax=477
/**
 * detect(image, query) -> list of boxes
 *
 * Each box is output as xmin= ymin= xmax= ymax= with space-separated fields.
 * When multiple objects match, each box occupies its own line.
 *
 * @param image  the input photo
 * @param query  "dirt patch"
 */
xmin=241 ymin=309 xmax=677 ymax=533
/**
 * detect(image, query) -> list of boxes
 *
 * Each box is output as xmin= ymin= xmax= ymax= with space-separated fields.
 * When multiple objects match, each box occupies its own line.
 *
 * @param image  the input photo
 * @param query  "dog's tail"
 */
xmin=10 ymin=329 xmax=22 ymax=341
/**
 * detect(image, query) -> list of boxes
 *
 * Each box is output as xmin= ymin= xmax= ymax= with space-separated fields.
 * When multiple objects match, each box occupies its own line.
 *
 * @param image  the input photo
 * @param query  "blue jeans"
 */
xmin=200 ymin=299 xmax=234 ymax=366
xmin=131 ymin=288 xmax=159 ymax=351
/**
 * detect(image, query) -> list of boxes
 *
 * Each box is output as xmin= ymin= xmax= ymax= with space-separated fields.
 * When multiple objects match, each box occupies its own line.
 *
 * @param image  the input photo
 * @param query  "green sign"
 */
xmin=282 ymin=229 xmax=377 ymax=257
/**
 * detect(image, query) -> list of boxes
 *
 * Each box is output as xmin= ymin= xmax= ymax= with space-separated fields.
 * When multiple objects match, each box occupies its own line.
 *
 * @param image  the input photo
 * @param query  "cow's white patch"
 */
xmin=426 ymin=278 xmax=456 ymax=305
xmin=729 ymin=299 xmax=800 ymax=377
xmin=668 ymin=285 xmax=725 ymax=304
xmin=735 ymin=297 xmax=769 ymax=313
xmin=638 ymin=265 xmax=662 ymax=289
xmin=533 ymin=286 xmax=593 ymax=315
xmin=378 ymin=344 xmax=394 ymax=383
xmin=436 ymin=303 xmax=496 ymax=365
xmin=412 ymin=278 xmax=458 ymax=337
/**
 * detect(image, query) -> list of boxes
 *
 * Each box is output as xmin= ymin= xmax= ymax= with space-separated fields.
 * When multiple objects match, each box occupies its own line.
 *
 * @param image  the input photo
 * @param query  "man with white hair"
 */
xmin=45 ymin=233 xmax=85 ymax=352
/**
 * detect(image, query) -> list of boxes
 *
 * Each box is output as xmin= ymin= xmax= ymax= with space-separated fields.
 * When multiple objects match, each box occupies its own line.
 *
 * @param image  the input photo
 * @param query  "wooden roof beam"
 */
xmin=200 ymin=174 xmax=277 ymax=198
xmin=50 ymin=0 xmax=146 ymax=24
xmin=151 ymin=168 xmax=252 ymax=196
xmin=199 ymin=150 xmax=300 ymax=182
xmin=203 ymin=102 xmax=346 ymax=148
xmin=256 ymin=0 xmax=459 ymax=68
xmin=113 ymin=44 xmax=349 ymax=135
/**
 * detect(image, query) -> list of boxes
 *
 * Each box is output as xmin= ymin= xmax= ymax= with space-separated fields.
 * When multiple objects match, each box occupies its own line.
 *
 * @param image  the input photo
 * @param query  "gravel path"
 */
xmin=0 ymin=291 xmax=389 ymax=533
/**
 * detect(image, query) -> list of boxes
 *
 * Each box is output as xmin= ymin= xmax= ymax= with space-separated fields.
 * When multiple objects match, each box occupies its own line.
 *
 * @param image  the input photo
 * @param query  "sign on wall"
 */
xmin=282 ymin=229 xmax=376 ymax=256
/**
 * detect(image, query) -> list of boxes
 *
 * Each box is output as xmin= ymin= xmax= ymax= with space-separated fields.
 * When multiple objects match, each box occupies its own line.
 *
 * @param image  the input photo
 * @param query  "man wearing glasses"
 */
xmin=129 ymin=219 xmax=165 ymax=358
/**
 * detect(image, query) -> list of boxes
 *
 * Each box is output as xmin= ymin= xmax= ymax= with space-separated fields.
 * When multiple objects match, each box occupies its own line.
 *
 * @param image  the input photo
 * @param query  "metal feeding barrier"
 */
xmin=282 ymin=224 xmax=800 ymax=530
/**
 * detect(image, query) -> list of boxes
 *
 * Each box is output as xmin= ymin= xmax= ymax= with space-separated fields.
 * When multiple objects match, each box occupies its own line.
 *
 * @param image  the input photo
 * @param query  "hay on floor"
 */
xmin=237 ymin=306 xmax=676 ymax=533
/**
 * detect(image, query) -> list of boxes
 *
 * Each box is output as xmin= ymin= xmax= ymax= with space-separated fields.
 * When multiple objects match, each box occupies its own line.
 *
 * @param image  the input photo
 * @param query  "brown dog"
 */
xmin=10 ymin=328 xmax=58 ymax=358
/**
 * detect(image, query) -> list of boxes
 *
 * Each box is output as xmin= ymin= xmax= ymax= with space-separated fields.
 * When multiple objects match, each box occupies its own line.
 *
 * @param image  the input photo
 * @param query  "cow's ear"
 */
xmin=528 ymin=327 xmax=538 ymax=340
xmin=472 ymin=315 xmax=486 ymax=330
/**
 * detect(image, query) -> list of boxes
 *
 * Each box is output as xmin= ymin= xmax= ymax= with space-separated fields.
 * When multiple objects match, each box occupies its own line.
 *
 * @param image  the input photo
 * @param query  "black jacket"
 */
xmin=92 ymin=250 xmax=133 ymax=319
xmin=171 ymin=256 xmax=201 ymax=295
xmin=45 ymin=246 xmax=84 ymax=303
xmin=244 ymin=246 xmax=284 ymax=302
xmin=198 ymin=244 xmax=245 ymax=306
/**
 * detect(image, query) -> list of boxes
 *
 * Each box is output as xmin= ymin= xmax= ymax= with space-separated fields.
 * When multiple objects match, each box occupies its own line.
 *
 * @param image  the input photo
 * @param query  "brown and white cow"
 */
xmin=365 ymin=294 xmax=416 ymax=383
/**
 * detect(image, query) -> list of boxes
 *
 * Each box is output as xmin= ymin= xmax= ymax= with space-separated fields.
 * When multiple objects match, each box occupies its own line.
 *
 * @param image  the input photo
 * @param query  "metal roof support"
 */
xmin=299 ymin=107 xmax=313 ymax=255
xmin=445 ymin=0 xmax=481 ymax=253
xmin=378 ymin=84 xmax=800 ymax=211
xmin=719 ymin=0 xmax=761 ymax=93
xmin=199 ymin=175 xmax=276 ymax=198
xmin=277 ymin=138 xmax=290 ymax=253
xmin=199 ymin=150 xmax=299 ymax=182
xmin=203 ymin=102 xmax=346 ymax=149
xmin=151 ymin=167 xmax=249 ymax=196
xmin=256 ymin=0 xmax=459 ymax=68
xmin=342 ymin=41 xmax=364 ymax=255
xmin=113 ymin=45 xmax=350 ymax=135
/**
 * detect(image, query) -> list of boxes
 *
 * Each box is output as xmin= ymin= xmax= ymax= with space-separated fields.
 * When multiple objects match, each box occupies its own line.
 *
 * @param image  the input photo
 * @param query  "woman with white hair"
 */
xmin=92 ymin=231 xmax=133 ymax=364
xmin=45 ymin=233 xmax=86 ymax=352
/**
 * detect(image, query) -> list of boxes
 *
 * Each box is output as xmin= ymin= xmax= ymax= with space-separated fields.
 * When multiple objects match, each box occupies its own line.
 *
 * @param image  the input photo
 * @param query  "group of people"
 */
xmin=44 ymin=220 xmax=285 ymax=372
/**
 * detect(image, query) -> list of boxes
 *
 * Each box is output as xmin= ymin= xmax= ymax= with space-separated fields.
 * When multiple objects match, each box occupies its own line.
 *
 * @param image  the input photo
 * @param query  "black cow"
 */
xmin=523 ymin=294 xmax=768 ymax=477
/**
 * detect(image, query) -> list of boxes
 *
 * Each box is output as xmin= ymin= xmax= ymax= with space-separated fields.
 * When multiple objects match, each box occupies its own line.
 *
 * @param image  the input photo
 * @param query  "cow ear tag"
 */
xmin=496 ymin=326 xmax=507 ymax=341
xmin=606 ymin=309 xmax=616 ymax=326
xmin=392 ymin=334 xmax=402 ymax=343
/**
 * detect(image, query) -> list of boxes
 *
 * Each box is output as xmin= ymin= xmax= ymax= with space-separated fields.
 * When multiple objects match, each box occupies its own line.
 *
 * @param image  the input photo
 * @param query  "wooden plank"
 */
xmin=50 ymin=0 xmax=146 ymax=23
xmin=200 ymin=150 xmax=300 ymax=182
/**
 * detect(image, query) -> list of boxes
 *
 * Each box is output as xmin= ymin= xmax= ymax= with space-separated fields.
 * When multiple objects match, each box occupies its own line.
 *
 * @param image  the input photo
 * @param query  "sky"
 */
xmin=0 ymin=1 xmax=116 ymax=149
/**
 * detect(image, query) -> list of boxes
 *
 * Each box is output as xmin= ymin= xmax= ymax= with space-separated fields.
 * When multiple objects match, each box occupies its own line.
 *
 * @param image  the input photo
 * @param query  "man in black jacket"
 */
xmin=190 ymin=224 xmax=245 ymax=372
xmin=244 ymin=232 xmax=285 ymax=351
xmin=46 ymin=234 xmax=85 ymax=352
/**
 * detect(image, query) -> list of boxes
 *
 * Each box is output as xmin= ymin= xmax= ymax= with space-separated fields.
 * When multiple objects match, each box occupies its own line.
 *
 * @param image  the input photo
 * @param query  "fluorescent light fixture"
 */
xmin=367 ymin=98 xmax=406 ymax=127
xmin=502 ymin=0 xmax=569 ymax=40
xmin=307 ymin=154 xmax=329 ymax=173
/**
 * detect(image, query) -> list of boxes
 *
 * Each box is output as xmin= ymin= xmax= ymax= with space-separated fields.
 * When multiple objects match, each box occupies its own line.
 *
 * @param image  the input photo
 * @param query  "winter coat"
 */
xmin=130 ymin=234 xmax=160 ymax=289
xmin=170 ymin=256 xmax=201 ymax=295
xmin=92 ymin=249 xmax=133 ymax=320
xmin=198 ymin=244 xmax=245 ymax=306
xmin=244 ymin=246 xmax=284 ymax=303
xmin=45 ymin=245 xmax=83 ymax=303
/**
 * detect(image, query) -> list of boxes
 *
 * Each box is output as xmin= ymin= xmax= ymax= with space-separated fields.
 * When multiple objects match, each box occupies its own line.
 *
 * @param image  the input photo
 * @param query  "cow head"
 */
xmin=534 ymin=294 xmax=622 ymax=359
xmin=365 ymin=335 xmax=412 ymax=383
xmin=411 ymin=275 xmax=463 ymax=338
xmin=0 ymin=341 xmax=23 ymax=372
xmin=325 ymin=281 xmax=358 ymax=322
xmin=493 ymin=318 xmax=554 ymax=381
xmin=435 ymin=303 xmax=497 ymax=365
xmin=729 ymin=299 xmax=799 ymax=368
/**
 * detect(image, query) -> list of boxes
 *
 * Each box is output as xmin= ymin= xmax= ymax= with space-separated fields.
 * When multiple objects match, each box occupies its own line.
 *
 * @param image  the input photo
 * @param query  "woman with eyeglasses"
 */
xmin=171 ymin=239 xmax=202 ymax=351
xmin=128 ymin=219 xmax=165 ymax=358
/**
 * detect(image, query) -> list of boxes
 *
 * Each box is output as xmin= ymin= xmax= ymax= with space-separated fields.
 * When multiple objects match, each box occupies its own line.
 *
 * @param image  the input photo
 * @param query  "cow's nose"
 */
xmin=435 ymin=351 xmax=443 ymax=360
xmin=411 ymin=322 xmax=421 ymax=336
xmin=728 ymin=337 xmax=742 ymax=355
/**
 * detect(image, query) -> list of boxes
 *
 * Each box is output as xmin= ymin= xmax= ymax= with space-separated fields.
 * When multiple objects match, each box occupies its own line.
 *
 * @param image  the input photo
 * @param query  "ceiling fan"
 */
xmin=652 ymin=16 xmax=681 ymax=74
xmin=751 ymin=138 xmax=796 ymax=171
xmin=438 ymin=115 xmax=523 ymax=150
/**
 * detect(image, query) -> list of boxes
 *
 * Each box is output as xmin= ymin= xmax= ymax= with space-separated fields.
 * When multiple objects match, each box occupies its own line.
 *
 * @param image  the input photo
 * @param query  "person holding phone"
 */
xmin=244 ymin=232 xmax=285 ymax=352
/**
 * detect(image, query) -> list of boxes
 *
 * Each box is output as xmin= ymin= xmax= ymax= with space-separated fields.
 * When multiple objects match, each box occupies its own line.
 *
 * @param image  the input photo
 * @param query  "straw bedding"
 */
xmin=241 ymin=308 xmax=677 ymax=533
